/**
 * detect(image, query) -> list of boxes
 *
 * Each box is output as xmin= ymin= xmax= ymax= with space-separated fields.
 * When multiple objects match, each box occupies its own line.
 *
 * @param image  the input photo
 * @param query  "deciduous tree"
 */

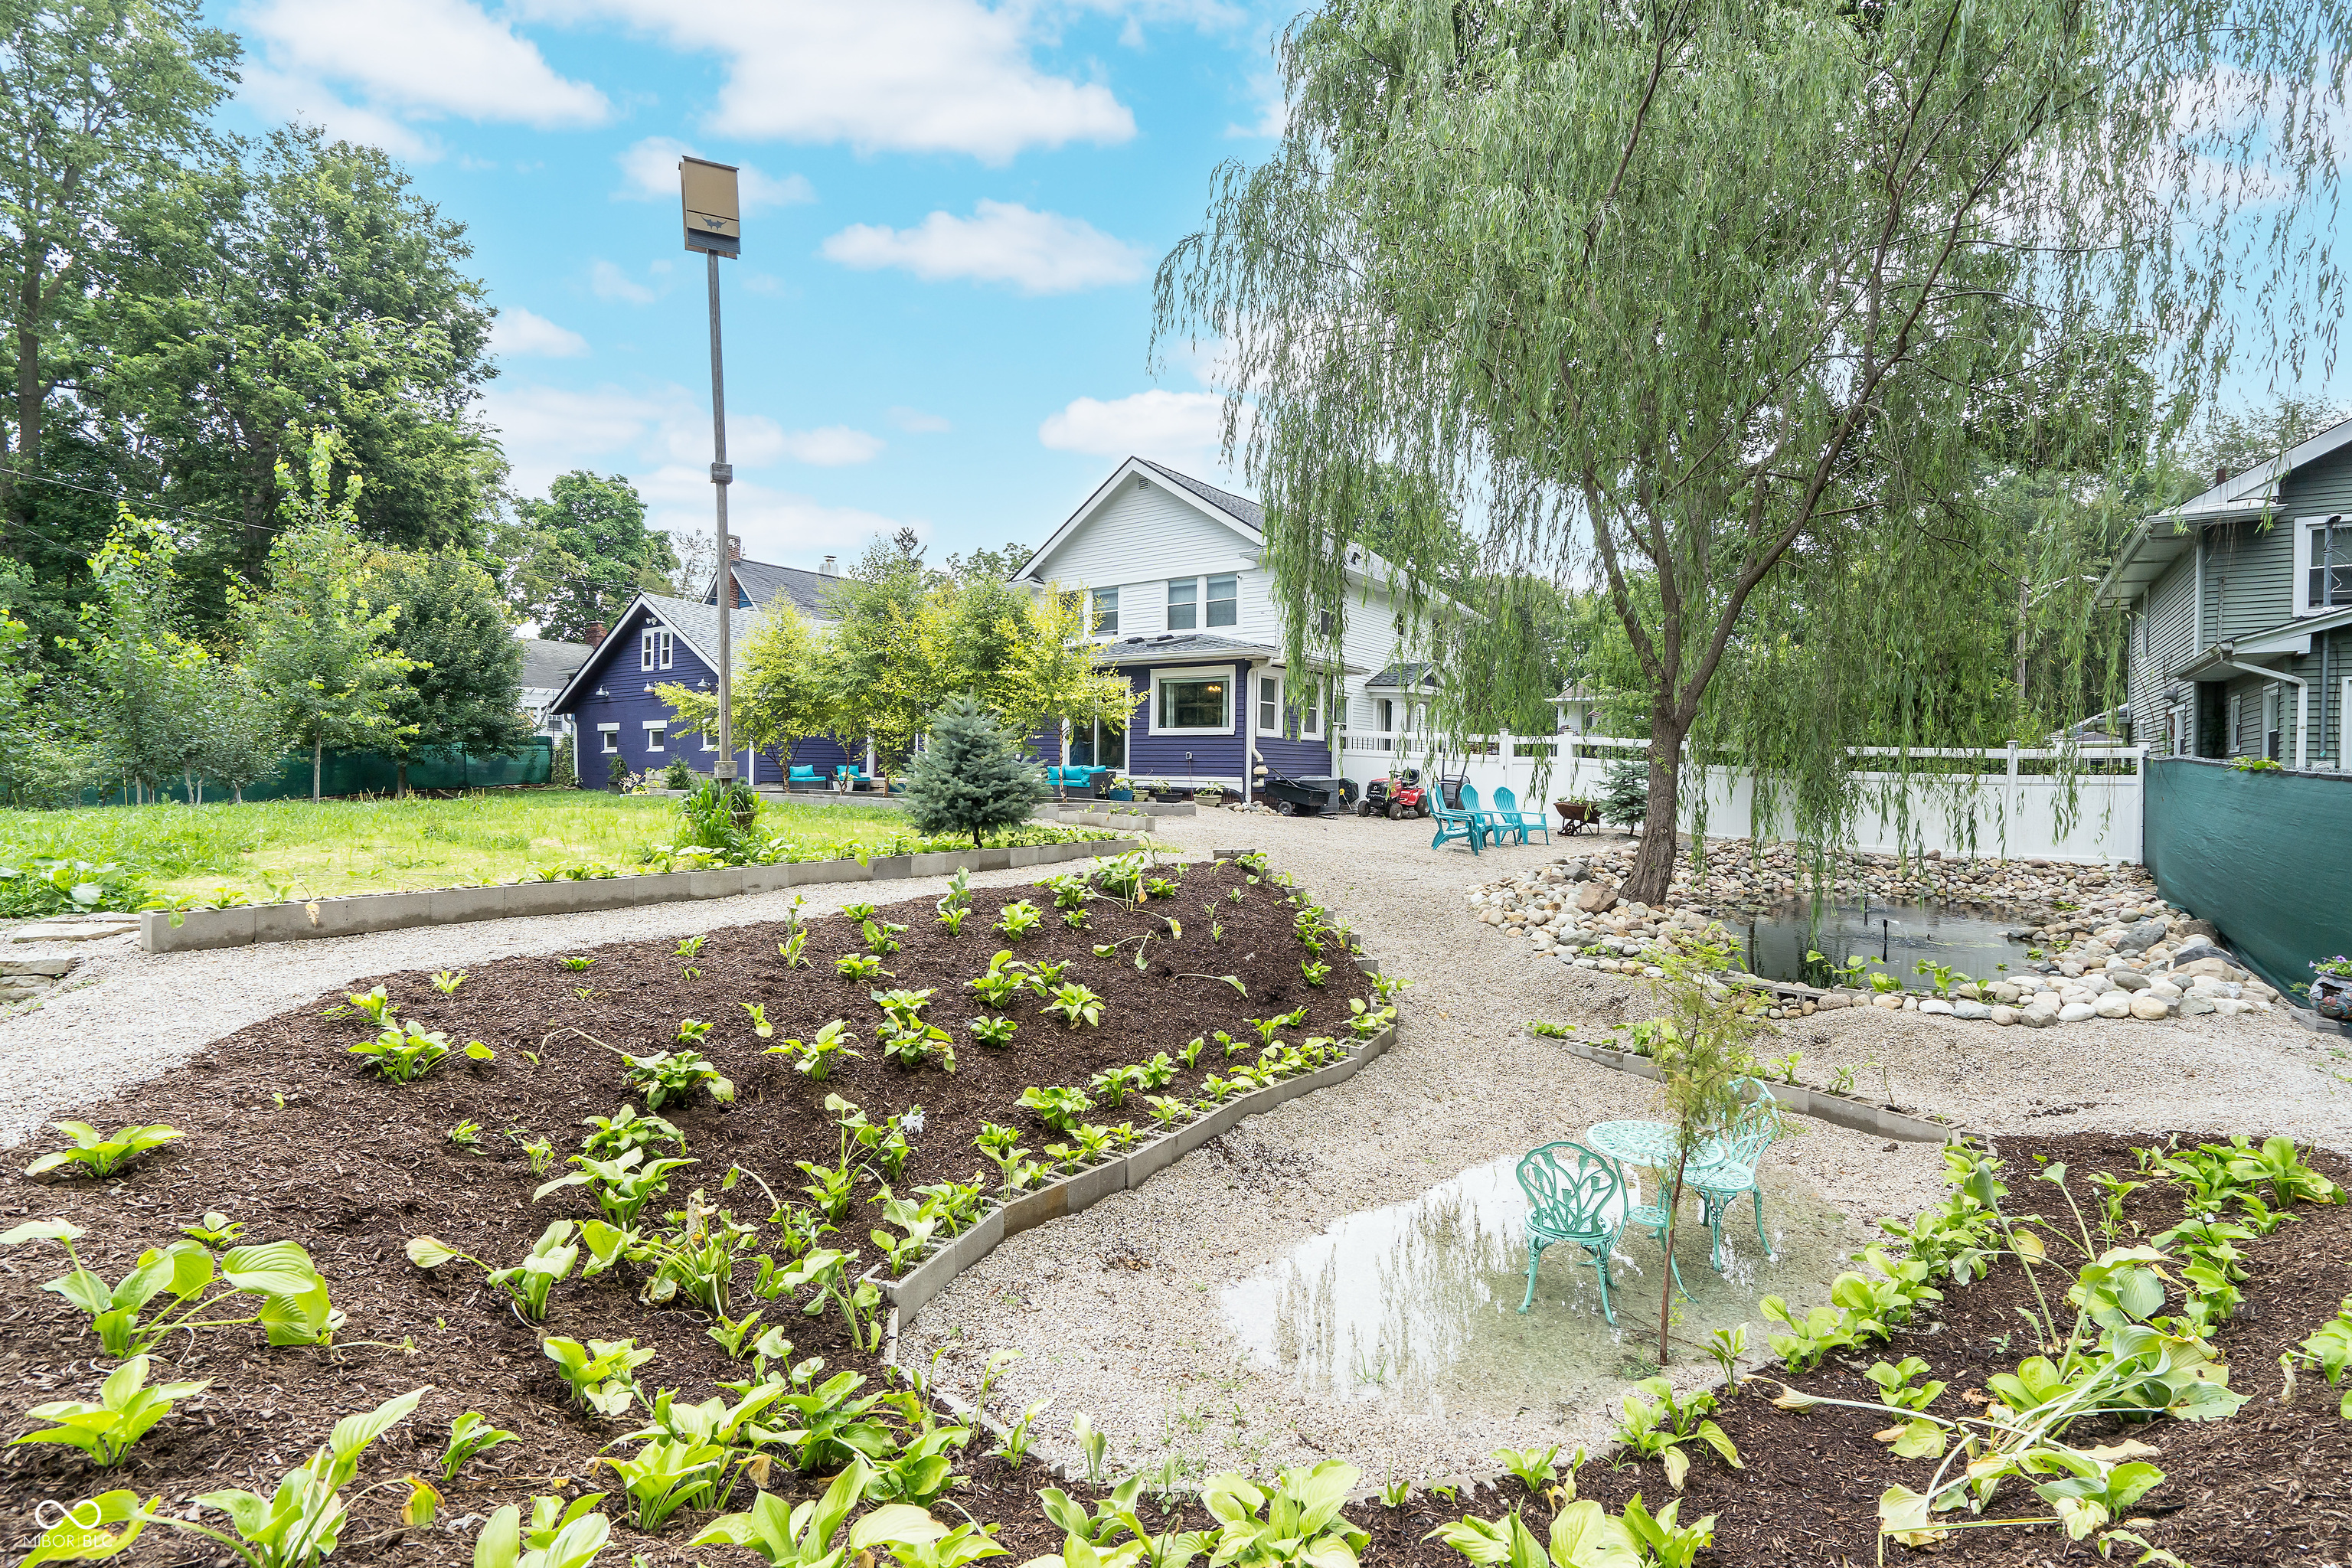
xmin=494 ymin=470 xmax=674 ymax=641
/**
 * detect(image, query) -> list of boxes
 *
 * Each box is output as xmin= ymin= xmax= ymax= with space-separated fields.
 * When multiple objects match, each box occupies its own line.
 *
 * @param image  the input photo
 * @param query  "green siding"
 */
xmin=2280 ymin=439 xmax=2352 ymax=515
xmin=2206 ymin=518 xmax=2295 ymax=642
xmin=2144 ymin=756 xmax=2352 ymax=994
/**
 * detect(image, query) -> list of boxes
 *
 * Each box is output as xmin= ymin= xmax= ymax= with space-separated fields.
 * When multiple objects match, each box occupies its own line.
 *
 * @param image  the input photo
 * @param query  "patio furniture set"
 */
xmin=1431 ymin=778 xmax=1553 ymax=854
xmin=1516 ymin=1079 xmax=1784 ymax=1323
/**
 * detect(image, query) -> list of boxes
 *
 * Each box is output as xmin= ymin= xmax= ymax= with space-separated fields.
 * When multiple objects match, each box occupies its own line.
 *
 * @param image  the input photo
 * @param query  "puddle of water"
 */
xmin=1723 ymin=898 xmax=2037 ymax=991
xmin=1221 ymin=1152 xmax=1857 ymax=1421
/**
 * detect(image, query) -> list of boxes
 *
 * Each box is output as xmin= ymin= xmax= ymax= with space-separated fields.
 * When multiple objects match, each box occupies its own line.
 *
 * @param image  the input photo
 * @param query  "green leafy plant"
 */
xmin=969 ymin=1014 xmax=1017 ymax=1047
xmin=10 ymin=1355 xmax=211 ymax=1467
xmin=1610 ymin=1378 xmax=1743 ymax=1491
xmin=581 ymin=1105 xmax=684 ymax=1161
xmin=988 ymin=1400 xmax=1049 ymax=1469
xmin=618 ymin=1047 xmax=734 ymax=1111
xmin=431 ymin=970 xmax=466 ymax=995
xmin=599 ymin=1437 xmax=729 ymax=1530
xmin=675 ymin=935 xmax=707 ymax=959
xmin=1198 ymin=1464 xmax=1369 ymax=1568
xmin=543 ymin=1337 xmax=656 ymax=1416
xmin=778 ymin=930 xmax=810 ymax=969
xmin=688 ymin=1453 xmax=870 ymax=1566
xmin=768 ymin=1019 xmax=861 ymax=1082
xmin=536 ymin=1149 xmax=697 ymax=1227
xmin=966 ymin=951 xmax=1031 ymax=1006
xmin=469 ymin=1496 xmax=612 ymax=1568
xmin=348 ymin=986 xmax=395 ymax=1024
xmin=1300 ymin=960 xmax=1331 ymax=988
xmin=449 ymin=1119 xmax=485 ymax=1152
xmin=2 ymin=1219 xmax=341 ymax=1355
xmin=1019 ymin=1085 xmax=1094 ymax=1131
xmin=864 ymin=919 xmax=907 ymax=956
xmin=842 ymin=901 xmax=878 ymax=923
xmin=1705 ymin=1325 xmax=1748 ymax=1390
xmin=837 ymin=954 xmax=888 ymax=982
xmin=350 ymin=1021 xmax=476 ymax=1083
xmin=24 ymin=1122 xmax=184 ymax=1179
xmin=182 ymin=1212 xmax=245 ymax=1249
xmin=439 ymin=1411 xmax=516 ymax=1481
xmin=1491 ymin=1445 xmax=1561 ymax=1494
xmin=1043 ymin=982 xmax=1106 ymax=1028
xmin=2285 ymin=1297 xmax=2352 ymax=1418
xmin=996 ymin=900 xmax=1044 ymax=939
xmin=559 ymin=957 xmax=595 ymax=972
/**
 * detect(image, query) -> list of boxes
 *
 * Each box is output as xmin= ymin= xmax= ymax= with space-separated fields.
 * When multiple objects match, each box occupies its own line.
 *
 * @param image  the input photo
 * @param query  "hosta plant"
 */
xmin=439 ymin=1411 xmax=516 ymax=1481
xmin=1088 ymin=1063 xmax=1145 ymax=1107
xmin=599 ymin=1437 xmax=730 ymax=1530
xmin=406 ymin=1222 xmax=580 ymax=1322
xmin=581 ymin=1104 xmax=685 ymax=1160
xmin=1609 ymin=1377 xmax=1741 ymax=1491
xmin=620 ymin=1048 xmax=733 ymax=1110
xmin=470 ymin=1496 xmax=610 ymax=1568
xmin=688 ymin=1454 xmax=869 ymax=1566
xmin=536 ymin=1150 xmax=697 ymax=1227
xmin=351 ymin=1021 xmax=488 ymax=1082
xmin=10 ymin=1355 xmax=211 ymax=1466
xmin=967 ymin=952 xmax=1030 ymax=1006
xmin=636 ymin=1192 xmax=759 ymax=1314
xmin=2 ymin=1219 xmax=341 ymax=1355
xmin=1200 ymin=1463 xmax=1369 ymax=1568
xmin=778 ymin=929 xmax=810 ymax=969
xmin=768 ymin=1019 xmax=861 ymax=1082
xmin=25 ymin=1122 xmax=184 ymax=1178
xmin=995 ymin=900 xmax=1044 ymax=939
xmin=969 ymin=1014 xmax=1017 ymax=1047
xmin=1018 ymin=1085 xmax=1093 ymax=1132
xmin=348 ymin=986 xmax=395 ymax=1024
xmin=1043 ymin=982 xmax=1105 ymax=1029
xmin=2287 ymin=1297 xmax=2352 ymax=1418
xmin=544 ymin=1337 xmax=657 ymax=1416
xmin=836 ymin=954 xmax=888 ymax=982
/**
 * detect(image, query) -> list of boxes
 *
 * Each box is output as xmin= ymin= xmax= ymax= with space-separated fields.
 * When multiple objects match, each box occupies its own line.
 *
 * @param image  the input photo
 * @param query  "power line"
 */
xmin=0 ymin=459 xmax=250 ymax=534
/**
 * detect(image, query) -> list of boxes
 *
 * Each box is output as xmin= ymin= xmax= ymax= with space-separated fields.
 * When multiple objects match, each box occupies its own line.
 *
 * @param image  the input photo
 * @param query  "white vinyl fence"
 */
xmin=1340 ymin=732 xmax=2144 ymax=862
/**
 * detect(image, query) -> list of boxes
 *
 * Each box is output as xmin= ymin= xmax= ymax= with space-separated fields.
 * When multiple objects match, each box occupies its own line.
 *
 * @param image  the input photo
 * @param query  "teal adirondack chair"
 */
xmin=1457 ymin=783 xmax=1512 ymax=845
xmin=1429 ymin=776 xmax=1485 ymax=854
xmin=1490 ymin=785 xmax=1552 ymax=847
xmin=1686 ymin=1077 xmax=1785 ymax=1271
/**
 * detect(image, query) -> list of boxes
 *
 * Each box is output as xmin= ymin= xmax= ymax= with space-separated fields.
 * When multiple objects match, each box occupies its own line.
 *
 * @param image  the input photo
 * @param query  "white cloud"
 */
xmin=636 ymin=465 xmax=919 ymax=560
xmin=612 ymin=136 xmax=815 ymax=210
xmin=777 ymin=426 xmax=886 ymax=466
xmin=821 ymin=201 xmax=1147 ymax=295
xmin=237 ymin=65 xmax=442 ymax=160
xmin=1038 ymin=389 xmax=1242 ymax=467
xmin=523 ymin=0 xmax=1136 ymax=162
xmin=589 ymin=259 xmax=662 ymax=305
xmin=243 ymin=0 xmax=607 ymax=129
xmin=492 ymin=306 xmax=590 ymax=358
xmin=889 ymin=406 xmax=952 ymax=433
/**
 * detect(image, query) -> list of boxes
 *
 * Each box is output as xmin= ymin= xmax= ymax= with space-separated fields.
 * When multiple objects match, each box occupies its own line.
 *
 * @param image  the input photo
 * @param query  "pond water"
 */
xmin=1719 ymin=898 xmax=2038 ymax=991
xmin=1219 ymin=1151 xmax=1857 ymax=1422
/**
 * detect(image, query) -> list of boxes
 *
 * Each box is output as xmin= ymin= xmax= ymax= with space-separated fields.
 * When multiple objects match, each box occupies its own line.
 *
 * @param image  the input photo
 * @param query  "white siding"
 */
xmin=1031 ymin=478 xmax=1258 ymax=637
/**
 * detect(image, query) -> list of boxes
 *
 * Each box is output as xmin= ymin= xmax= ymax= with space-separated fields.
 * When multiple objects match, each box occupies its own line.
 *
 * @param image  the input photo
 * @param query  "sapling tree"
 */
xmin=903 ymin=694 xmax=1045 ymax=848
xmin=1642 ymin=944 xmax=1772 ymax=1364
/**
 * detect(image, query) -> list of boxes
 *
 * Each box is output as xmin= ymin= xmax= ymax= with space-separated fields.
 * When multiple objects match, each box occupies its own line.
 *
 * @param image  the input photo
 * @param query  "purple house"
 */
xmin=545 ymin=591 xmax=851 ymax=786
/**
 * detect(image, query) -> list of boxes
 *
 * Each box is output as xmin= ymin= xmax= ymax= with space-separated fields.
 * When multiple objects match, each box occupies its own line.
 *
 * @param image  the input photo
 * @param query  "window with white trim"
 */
xmin=1206 ymin=574 xmax=1237 ymax=628
xmin=1167 ymin=577 xmax=1197 ymax=631
xmin=1154 ymin=668 xmax=1230 ymax=732
xmin=1091 ymin=586 xmax=1119 ymax=635
xmin=1298 ymin=683 xmax=1321 ymax=739
xmin=641 ymin=627 xmax=673 ymax=670
xmin=643 ymin=720 xmax=667 ymax=752
xmin=1256 ymin=675 xmax=1279 ymax=733
xmin=1376 ymin=697 xmax=1394 ymax=733
xmin=701 ymin=725 xmax=717 ymax=752
xmin=2296 ymin=517 xmax=2352 ymax=614
xmin=598 ymin=724 xmax=619 ymax=753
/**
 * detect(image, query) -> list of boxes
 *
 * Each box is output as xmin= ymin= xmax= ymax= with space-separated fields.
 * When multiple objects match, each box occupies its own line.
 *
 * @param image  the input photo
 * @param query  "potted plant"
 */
xmin=2311 ymin=956 xmax=2352 ymax=1022
xmin=1106 ymin=776 xmax=1135 ymax=802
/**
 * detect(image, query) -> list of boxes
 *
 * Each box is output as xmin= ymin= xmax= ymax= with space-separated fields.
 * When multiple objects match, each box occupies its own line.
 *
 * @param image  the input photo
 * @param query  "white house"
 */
xmin=1011 ymin=456 xmax=1432 ymax=795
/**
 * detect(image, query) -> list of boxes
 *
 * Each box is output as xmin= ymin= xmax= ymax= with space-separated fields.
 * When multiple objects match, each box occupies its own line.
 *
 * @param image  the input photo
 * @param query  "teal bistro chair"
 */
xmin=1517 ymin=1141 xmax=1687 ymax=1321
xmin=1490 ymin=785 xmax=1552 ymax=847
xmin=1686 ymin=1078 xmax=1785 ymax=1271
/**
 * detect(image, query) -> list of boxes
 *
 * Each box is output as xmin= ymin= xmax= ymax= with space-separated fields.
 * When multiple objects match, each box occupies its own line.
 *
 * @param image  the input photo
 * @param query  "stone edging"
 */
xmin=135 ymin=837 xmax=1148 ymax=953
xmin=876 ymin=1013 xmax=1399 ymax=1329
xmin=1550 ymin=1035 xmax=1975 ymax=1144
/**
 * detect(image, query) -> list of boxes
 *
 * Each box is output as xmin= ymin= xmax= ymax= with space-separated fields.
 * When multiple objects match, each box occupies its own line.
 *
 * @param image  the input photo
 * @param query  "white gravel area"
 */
xmin=0 ymin=859 xmax=1119 ymax=1148
xmin=899 ymin=812 xmax=2352 ymax=1484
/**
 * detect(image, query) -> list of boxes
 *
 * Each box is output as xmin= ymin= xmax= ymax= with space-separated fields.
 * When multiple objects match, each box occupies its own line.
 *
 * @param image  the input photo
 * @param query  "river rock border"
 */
xmin=135 ymin=837 xmax=1148 ymax=953
xmin=875 ymin=993 xmax=1400 ymax=1328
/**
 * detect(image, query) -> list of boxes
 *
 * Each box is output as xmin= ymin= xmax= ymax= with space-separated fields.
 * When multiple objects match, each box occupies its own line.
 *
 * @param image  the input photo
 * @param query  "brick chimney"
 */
xmin=2213 ymin=464 xmax=2230 ymax=486
xmin=586 ymin=621 xmax=606 ymax=647
xmin=727 ymin=533 xmax=742 ymax=561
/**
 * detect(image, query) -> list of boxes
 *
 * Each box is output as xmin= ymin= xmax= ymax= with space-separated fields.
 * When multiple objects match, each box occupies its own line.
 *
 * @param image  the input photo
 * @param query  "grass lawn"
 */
xmin=0 ymin=791 xmax=913 ymax=903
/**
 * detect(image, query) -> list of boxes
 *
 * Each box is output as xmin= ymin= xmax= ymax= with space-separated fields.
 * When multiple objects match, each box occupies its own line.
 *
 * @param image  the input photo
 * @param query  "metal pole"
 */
xmin=705 ymin=247 xmax=735 ymax=782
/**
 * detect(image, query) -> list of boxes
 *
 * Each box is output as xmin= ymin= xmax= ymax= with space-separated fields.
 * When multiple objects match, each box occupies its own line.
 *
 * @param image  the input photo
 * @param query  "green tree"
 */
xmin=494 ymin=470 xmax=675 ymax=640
xmin=658 ymin=603 xmax=835 ymax=774
xmin=73 ymin=509 xmax=217 ymax=802
xmin=903 ymin=694 xmax=1045 ymax=848
xmin=96 ymin=126 xmax=502 ymax=618
xmin=1156 ymin=0 xmax=2347 ymax=903
xmin=191 ymin=659 xmax=283 ymax=803
xmin=234 ymin=433 xmax=420 ymax=799
xmin=374 ymin=547 xmax=531 ymax=793
xmin=0 ymin=0 xmax=237 ymax=544
xmin=0 ymin=601 xmax=92 ymax=805
xmin=822 ymin=539 xmax=956 ymax=787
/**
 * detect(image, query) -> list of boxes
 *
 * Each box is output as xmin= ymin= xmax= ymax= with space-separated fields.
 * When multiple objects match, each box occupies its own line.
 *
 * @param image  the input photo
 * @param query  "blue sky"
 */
xmin=207 ymin=0 xmax=1285 ymax=570
xmin=202 ymin=0 xmax=2347 ymax=578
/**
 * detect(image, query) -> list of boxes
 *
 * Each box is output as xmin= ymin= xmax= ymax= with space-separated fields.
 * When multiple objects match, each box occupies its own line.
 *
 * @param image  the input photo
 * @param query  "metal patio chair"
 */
xmin=1517 ymin=1141 xmax=1686 ymax=1321
xmin=1685 ymin=1076 xmax=1785 ymax=1271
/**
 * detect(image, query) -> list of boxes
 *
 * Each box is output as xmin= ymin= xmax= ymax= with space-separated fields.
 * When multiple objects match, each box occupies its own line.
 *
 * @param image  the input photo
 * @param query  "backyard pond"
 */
xmin=1220 ymin=1149 xmax=1857 ymax=1419
xmin=1720 ymin=897 xmax=2038 ymax=990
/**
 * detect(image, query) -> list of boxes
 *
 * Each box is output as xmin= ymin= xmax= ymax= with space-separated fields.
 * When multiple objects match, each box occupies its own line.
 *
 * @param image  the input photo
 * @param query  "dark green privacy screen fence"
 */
xmin=83 ymin=739 xmax=554 ymax=806
xmin=2142 ymin=757 xmax=2352 ymax=997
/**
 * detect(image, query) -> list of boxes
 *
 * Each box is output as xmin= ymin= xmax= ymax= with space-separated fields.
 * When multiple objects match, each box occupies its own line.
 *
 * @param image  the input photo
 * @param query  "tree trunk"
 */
xmin=1623 ymin=706 xmax=1689 ymax=904
xmin=1658 ymin=1150 xmax=1690 ymax=1365
xmin=312 ymin=739 xmax=323 ymax=802
xmin=397 ymin=760 xmax=408 ymax=798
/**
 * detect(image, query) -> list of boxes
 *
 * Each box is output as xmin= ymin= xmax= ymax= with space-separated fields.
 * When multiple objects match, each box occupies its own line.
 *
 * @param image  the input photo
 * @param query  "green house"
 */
xmin=2098 ymin=416 xmax=2352 ymax=769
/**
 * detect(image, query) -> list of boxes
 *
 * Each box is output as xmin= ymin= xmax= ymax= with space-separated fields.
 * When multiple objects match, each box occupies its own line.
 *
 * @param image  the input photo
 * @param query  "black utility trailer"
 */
xmin=1250 ymin=760 xmax=1360 ymax=815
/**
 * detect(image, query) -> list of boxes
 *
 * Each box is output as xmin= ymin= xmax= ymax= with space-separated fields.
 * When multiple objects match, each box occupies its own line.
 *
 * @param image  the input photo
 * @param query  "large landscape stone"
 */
xmin=2171 ymin=956 xmax=2246 ymax=982
xmin=2111 ymin=970 xmax=2151 ymax=991
xmin=2092 ymin=992 xmax=2132 ymax=1018
xmin=2178 ymin=994 xmax=2217 ymax=1017
xmin=2115 ymin=917 xmax=2168 ymax=955
xmin=1988 ymin=1005 xmax=2017 ymax=1025
xmin=1918 ymin=998 xmax=1955 ymax=1015
xmin=1575 ymin=884 xmax=1619 ymax=913
xmin=1952 ymin=1001 xmax=1992 ymax=1020
xmin=2058 ymin=1002 xmax=2098 ymax=1022
xmin=2128 ymin=994 xmax=2171 ymax=1020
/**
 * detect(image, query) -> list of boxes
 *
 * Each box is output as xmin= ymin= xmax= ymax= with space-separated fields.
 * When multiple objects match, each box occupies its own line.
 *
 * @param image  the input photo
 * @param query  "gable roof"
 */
xmin=2097 ymin=414 xmax=2352 ymax=606
xmin=1135 ymin=457 xmax=1264 ymax=530
xmin=1016 ymin=456 xmax=1267 ymax=586
xmin=721 ymin=558 xmax=838 ymax=618
xmin=516 ymin=637 xmax=593 ymax=691
xmin=547 ymin=592 xmax=760 ymax=715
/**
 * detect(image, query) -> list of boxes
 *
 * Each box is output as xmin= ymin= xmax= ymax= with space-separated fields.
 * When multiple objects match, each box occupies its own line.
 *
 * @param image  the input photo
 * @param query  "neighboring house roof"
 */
xmin=1094 ymin=632 xmax=1279 ymax=666
xmin=2096 ymin=414 xmax=2352 ymax=606
xmin=547 ymin=592 xmax=760 ymax=715
xmin=720 ymin=558 xmax=837 ymax=618
xmin=1367 ymin=662 xmax=1439 ymax=690
xmin=516 ymin=637 xmax=593 ymax=693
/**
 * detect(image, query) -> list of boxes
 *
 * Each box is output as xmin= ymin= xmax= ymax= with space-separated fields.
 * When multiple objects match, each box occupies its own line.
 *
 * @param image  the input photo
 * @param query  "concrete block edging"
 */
xmin=1552 ymin=1036 xmax=1976 ymax=1143
xmin=137 ymin=837 xmax=1148 ymax=953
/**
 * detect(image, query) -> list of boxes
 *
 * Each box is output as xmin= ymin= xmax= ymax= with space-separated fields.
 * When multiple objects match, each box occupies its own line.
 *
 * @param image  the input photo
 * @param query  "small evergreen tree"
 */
xmin=903 ymin=695 xmax=1044 ymax=848
xmin=1602 ymin=758 xmax=1651 ymax=831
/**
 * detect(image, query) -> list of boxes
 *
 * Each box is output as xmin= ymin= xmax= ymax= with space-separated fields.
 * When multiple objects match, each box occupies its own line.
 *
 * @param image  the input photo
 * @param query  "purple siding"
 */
xmin=1126 ymin=660 xmax=1246 ymax=787
xmin=555 ymin=603 xmax=851 ymax=788
xmin=1257 ymin=732 xmax=1336 ymax=777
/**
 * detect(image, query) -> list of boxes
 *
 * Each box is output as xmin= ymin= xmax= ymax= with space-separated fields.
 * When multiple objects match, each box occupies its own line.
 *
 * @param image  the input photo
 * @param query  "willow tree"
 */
xmin=1156 ymin=0 xmax=2345 ymax=903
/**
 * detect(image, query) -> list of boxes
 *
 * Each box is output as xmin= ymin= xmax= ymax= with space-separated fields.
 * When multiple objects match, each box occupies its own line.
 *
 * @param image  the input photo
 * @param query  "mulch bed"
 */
xmin=0 ymin=856 xmax=1369 ymax=1567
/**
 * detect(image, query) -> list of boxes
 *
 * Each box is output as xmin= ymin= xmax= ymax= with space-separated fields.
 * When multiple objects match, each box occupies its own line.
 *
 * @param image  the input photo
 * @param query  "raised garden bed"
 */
xmin=1 ymin=853 xmax=1391 ymax=1568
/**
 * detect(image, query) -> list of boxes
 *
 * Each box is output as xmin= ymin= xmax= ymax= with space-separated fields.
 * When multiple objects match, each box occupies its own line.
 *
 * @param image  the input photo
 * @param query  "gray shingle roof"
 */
xmin=646 ymin=593 xmax=760 ymax=671
xmin=1094 ymin=632 xmax=1277 ymax=665
xmin=1367 ymin=662 xmax=1439 ymax=689
xmin=516 ymin=637 xmax=593 ymax=691
xmin=722 ymin=558 xmax=839 ymax=618
xmin=1136 ymin=458 xmax=1264 ymax=531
